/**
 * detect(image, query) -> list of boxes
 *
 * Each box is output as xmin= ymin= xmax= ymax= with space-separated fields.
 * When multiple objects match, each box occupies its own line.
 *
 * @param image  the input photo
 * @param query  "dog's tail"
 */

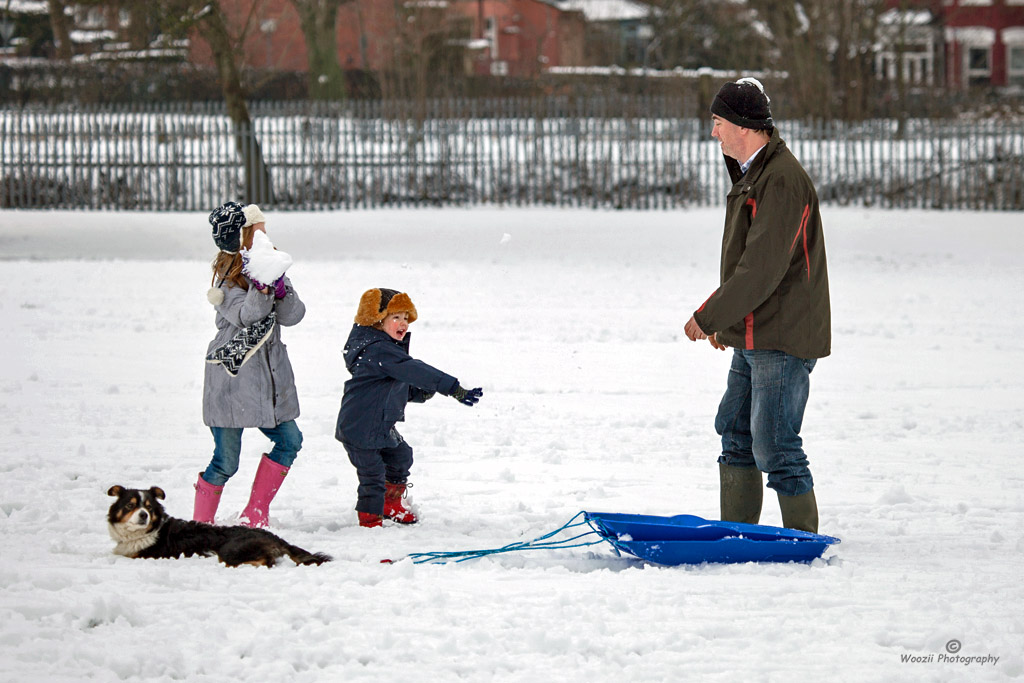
xmin=286 ymin=544 xmax=332 ymax=566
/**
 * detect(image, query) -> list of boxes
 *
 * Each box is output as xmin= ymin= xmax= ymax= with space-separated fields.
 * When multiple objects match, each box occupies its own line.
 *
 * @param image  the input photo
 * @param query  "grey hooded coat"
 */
xmin=202 ymin=277 xmax=304 ymax=428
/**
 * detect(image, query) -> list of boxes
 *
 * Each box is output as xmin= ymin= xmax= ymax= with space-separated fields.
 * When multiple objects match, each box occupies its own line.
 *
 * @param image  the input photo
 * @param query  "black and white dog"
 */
xmin=107 ymin=485 xmax=331 ymax=567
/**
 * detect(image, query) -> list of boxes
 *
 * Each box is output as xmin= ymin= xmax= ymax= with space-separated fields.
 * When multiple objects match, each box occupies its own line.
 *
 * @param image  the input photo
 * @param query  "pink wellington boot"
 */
xmin=193 ymin=474 xmax=224 ymax=524
xmin=239 ymin=454 xmax=289 ymax=528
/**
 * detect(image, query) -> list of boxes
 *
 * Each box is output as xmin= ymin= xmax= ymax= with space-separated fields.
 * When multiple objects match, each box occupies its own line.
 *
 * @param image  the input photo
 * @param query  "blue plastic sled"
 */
xmin=584 ymin=512 xmax=841 ymax=565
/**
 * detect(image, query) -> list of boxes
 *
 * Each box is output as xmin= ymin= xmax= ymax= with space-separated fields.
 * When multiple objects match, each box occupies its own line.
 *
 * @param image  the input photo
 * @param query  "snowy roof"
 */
xmin=558 ymin=0 xmax=651 ymax=22
xmin=3 ymin=0 xmax=49 ymax=15
xmin=449 ymin=38 xmax=491 ymax=50
xmin=880 ymin=9 xmax=934 ymax=26
xmin=546 ymin=65 xmax=788 ymax=80
xmin=69 ymin=29 xmax=118 ymax=44
xmin=70 ymin=47 xmax=187 ymax=63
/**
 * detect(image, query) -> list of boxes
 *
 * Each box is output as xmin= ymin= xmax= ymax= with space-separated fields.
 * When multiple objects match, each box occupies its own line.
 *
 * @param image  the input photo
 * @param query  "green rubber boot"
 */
xmin=719 ymin=463 xmax=764 ymax=525
xmin=777 ymin=489 xmax=818 ymax=534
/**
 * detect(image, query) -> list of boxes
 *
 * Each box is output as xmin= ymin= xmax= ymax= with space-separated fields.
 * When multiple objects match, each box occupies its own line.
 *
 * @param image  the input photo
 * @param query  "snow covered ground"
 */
xmin=2 ymin=206 xmax=1022 ymax=682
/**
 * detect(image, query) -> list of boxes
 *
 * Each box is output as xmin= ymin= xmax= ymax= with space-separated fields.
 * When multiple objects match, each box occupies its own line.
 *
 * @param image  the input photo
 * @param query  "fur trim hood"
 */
xmin=355 ymin=288 xmax=417 ymax=326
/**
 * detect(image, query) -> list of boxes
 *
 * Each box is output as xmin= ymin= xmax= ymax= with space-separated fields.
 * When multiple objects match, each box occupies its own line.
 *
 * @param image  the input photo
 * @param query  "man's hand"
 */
xmin=708 ymin=333 xmax=727 ymax=351
xmin=684 ymin=315 xmax=708 ymax=342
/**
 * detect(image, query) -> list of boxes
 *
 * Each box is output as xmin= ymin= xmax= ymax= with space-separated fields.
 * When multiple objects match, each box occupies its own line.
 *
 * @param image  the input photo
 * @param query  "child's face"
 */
xmin=381 ymin=312 xmax=410 ymax=341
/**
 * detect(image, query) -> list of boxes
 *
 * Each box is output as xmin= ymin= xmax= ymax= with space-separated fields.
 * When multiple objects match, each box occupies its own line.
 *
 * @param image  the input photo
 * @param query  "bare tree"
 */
xmin=40 ymin=0 xmax=272 ymax=197
xmin=47 ymin=0 xmax=73 ymax=59
xmin=745 ymin=0 xmax=884 ymax=120
xmin=743 ymin=1 xmax=828 ymax=117
xmin=121 ymin=0 xmax=158 ymax=51
xmin=173 ymin=0 xmax=274 ymax=202
xmin=647 ymin=0 xmax=771 ymax=72
xmin=287 ymin=0 xmax=351 ymax=100
xmin=383 ymin=1 xmax=470 ymax=100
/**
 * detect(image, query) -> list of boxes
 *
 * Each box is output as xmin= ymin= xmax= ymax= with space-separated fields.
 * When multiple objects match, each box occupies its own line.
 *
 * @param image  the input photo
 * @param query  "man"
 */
xmin=684 ymin=77 xmax=830 ymax=533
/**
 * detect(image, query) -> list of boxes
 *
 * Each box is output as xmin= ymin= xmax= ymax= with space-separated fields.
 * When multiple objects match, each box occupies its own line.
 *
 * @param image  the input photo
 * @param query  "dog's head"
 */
xmin=107 ymin=486 xmax=167 ymax=548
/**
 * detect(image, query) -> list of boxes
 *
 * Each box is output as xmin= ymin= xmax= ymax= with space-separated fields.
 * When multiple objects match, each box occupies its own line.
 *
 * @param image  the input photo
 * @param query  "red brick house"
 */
xmin=467 ymin=0 xmax=585 ymax=77
xmin=188 ymin=0 xmax=585 ymax=80
xmin=880 ymin=0 xmax=1024 ymax=90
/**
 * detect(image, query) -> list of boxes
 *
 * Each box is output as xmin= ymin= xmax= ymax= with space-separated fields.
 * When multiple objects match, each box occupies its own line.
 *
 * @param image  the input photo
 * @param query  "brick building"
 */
xmin=879 ymin=0 xmax=1024 ymax=90
xmin=188 ymin=0 xmax=586 ymax=79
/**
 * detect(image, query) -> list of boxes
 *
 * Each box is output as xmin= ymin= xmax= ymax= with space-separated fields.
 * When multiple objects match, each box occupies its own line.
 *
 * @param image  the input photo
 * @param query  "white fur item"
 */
xmin=207 ymin=287 xmax=225 ymax=306
xmin=243 ymin=204 xmax=266 ymax=227
xmin=241 ymin=230 xmax=293 ymax=284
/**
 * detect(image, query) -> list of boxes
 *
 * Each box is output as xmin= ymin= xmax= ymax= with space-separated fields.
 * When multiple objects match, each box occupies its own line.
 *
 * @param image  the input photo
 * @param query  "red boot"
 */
xmin=384 ymin=482 xmax=418 ymax=524
xmin=358 ymin=512 xmax=383 ymax=528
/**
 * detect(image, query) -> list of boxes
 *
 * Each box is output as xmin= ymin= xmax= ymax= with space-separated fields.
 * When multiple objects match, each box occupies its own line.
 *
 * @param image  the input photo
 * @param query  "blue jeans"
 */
xmin=202 ymin=420 xmax=303 ymax=486
xmin=715 ymin=349 xmax=817 ymax=497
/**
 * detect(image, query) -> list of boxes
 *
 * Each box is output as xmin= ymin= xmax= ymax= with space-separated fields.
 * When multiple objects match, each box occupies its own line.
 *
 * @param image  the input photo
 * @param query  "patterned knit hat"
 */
xmin=710 ymin=77 xmax=773 ymax=130
xmin=209 ymin=202 xmax=267 ymax=253
xmin=355 ymin=288 xmax=418 ymax=326
xmin=209 ymin=201 xmax=246 ymax=253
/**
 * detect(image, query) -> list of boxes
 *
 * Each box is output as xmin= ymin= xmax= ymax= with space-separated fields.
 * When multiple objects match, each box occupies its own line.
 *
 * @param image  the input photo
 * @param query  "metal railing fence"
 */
xmin=2 ymin=97 xmax=1022 ymax=211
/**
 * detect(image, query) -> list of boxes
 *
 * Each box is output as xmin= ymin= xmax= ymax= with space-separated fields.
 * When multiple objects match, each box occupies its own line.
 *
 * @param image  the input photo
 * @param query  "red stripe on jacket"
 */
xmin=696 ymin=290 xmax=716 ymax=313
xmin=790 ymin=204 xmax=811 ymax=280
xmin=736 ymin=198 xmax=760 ymax=348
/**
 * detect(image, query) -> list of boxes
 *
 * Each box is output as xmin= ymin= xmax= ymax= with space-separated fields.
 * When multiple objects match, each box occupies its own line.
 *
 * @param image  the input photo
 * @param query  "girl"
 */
xmin=194 ymin=201 xmax=305 ymax=528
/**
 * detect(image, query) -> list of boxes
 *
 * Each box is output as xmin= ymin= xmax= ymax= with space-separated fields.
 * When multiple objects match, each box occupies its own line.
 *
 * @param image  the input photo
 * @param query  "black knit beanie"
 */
xmin=710 ymin=77 xmax=773 ymax=130
xmin=209 ymin=201 xmax=246 ymax=253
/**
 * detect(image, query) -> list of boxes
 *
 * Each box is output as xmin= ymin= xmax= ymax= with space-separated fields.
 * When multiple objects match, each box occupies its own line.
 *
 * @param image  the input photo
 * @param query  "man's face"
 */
xmin=711 ymin=115 xmax=744 ymax=161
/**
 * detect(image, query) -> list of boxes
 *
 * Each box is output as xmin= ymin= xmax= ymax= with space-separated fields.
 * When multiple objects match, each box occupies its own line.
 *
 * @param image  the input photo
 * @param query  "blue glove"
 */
xmin=273 ymin=276 xmax=287 ymax=299
xmin=451 ymin=385 xmax=483 ymax=406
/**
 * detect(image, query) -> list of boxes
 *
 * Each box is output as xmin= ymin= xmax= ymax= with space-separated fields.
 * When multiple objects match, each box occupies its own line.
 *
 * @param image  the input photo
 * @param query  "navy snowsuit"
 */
xmin=335 ymin=324 xmax=459 ymax=514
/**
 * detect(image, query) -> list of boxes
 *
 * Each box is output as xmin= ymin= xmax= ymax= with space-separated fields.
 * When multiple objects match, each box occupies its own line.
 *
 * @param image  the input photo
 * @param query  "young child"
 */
xmin=336 ymin=288 xmax=483 ymax=527
xmin=196 ymin=201 xmax=305 ymax=529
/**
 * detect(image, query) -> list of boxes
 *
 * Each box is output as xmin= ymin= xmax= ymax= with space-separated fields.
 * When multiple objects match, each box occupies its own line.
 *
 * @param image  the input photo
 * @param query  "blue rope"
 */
xmin=404 ymin=511 xmax=607 ymax=565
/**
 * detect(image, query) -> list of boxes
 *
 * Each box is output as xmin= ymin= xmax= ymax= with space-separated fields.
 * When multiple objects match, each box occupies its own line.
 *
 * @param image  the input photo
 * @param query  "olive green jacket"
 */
xmin=693 ymin=128 xmax=831 ymax=359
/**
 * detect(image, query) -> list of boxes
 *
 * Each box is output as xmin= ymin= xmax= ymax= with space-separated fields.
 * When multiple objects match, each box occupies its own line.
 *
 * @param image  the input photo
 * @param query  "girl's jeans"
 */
xmin=715 ymin=349 xmax=817 ymax=497
xmin=202 ymin=420 xmax=303 ymax=486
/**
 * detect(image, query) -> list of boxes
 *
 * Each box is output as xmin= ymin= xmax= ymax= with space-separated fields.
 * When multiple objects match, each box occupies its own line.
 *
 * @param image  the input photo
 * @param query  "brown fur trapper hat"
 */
xmin=355 ymin=288 xmax=418 ymax=326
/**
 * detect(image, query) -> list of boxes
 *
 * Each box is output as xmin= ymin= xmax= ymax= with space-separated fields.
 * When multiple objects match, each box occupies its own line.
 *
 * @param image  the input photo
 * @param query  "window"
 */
xmin=906 ymin=52 xmax=932 ymax=84
xmin=484 ymin=17 xmax=498 ymax=59
xmin=1004 ymin=29 xmax=1024 ymax=86
xmin=875 ymin=49 xmax=933 ymax=85
xmin=876 ymin=53 xmax=894 ymax=80
xmin=966 ymin=45 xmax=991 ymax=85
xmin=1009 ymin=46 xmax=1024 ymax=86
xmin=77 ymin=7 xmax=107 ymax=29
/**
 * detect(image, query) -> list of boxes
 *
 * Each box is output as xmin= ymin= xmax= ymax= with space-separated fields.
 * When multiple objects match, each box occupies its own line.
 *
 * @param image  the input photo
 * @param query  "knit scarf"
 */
xmin=205 ymin=311 xmax=277 ymax=377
